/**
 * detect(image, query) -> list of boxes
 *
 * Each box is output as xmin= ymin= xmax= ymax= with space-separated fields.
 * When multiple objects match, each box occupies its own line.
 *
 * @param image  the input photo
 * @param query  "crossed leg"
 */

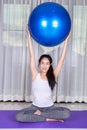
xmin=34 ymin=109 xmax=64 ymax=122
xmin=16 ymin=105 xmax=70 ymax=122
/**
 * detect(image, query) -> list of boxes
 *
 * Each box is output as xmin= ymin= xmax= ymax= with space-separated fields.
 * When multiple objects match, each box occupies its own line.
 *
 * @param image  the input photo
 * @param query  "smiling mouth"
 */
xmin=42 ymin=68 xmax=47 ymax=71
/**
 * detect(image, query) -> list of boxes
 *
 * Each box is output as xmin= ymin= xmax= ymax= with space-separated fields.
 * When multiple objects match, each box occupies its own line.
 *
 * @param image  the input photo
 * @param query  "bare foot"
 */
xmin=34 ymin=110 xmax=41 ymax=115
xmin=46 ymin=118 xmax=64 ymax=122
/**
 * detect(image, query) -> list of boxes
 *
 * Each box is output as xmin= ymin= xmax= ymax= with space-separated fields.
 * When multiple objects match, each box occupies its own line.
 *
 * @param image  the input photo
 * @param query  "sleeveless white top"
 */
xmin=32 ymin=73 xmax=54 ymax=107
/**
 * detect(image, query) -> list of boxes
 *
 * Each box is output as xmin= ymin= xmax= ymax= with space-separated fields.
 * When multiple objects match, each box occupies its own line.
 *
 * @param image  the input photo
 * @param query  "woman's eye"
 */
xmin=41 ymin=62 xmax=44 ymax=65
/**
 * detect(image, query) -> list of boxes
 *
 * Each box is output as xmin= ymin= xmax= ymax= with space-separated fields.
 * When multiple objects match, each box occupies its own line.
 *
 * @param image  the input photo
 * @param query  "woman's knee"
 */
xmin=63 ymin=108 xmax=71 ymax=119
xmin=16 ymin=111 xmax=28 ymax=122
xmin=16 ymin=112 xmax=23 ymax=122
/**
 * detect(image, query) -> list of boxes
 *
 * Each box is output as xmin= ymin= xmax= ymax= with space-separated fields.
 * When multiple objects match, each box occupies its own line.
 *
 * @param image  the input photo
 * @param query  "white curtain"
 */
xmin=0 ymin=0 xmax=87 ymax=102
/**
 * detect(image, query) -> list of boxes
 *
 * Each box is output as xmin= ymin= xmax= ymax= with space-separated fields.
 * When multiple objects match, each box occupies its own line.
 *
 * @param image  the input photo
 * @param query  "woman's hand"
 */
xmin=26 ymin=25 xmax=31 ymax=39
xmin=65 ymin=31 xmax=71 ymax=43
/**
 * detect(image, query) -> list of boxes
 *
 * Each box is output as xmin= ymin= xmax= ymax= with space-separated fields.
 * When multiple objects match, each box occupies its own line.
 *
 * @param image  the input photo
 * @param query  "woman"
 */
xmin=16 ymin=26 xmax=71 ymax=122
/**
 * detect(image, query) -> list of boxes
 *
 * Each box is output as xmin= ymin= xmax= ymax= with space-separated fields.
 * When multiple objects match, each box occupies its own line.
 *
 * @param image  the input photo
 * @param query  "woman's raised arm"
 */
xmin=26 ymin=26 xmax=38 ymax=79
xmin=54 ymin=32 xmax=71 ymax=78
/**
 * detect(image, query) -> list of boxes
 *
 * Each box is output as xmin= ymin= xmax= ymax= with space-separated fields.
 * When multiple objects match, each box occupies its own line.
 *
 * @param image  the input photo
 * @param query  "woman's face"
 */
xmin=39 ymin=58 xmax=51 ymax=73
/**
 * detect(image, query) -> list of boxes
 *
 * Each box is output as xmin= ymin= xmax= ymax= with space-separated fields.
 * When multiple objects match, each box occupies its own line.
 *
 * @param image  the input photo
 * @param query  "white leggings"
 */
xmin=16 ymin=104 xmax=71 ymax=122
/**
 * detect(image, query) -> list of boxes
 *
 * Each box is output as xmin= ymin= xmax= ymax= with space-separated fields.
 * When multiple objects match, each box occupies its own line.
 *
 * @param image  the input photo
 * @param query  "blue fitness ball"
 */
xmin=28 ymin=2 xmax=71 ymax=47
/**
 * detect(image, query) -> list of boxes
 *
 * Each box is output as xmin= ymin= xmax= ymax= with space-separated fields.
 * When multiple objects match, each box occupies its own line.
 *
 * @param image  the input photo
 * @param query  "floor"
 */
xmin=0 ymin=102 xmax=87 ymax=130
xmin=0 ymin=101 xmax=87 ymax=110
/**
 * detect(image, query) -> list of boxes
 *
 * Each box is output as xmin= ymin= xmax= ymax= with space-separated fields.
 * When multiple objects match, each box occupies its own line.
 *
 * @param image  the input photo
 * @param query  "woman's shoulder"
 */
xmin=32 ymin=72 xmax=40 ymax=81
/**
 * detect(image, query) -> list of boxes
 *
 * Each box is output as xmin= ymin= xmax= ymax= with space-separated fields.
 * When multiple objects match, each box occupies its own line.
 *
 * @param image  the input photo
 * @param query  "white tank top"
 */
xmin=32 ymin=73 xmax=54 ymax=107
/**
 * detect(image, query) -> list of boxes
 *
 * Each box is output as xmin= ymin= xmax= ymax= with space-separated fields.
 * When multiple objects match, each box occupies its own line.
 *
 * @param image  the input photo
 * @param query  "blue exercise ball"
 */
xmin=28 ymin=2 xmax=71 ymax=47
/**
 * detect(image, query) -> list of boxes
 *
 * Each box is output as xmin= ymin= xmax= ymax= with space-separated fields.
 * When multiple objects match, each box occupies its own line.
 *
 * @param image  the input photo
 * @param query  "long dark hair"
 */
xmin=39 ymin=54 xmax=56 ymax=90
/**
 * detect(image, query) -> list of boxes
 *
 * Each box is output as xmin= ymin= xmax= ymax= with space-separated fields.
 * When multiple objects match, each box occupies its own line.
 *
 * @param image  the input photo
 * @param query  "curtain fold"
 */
xmin=0 ymin=0 xmax=87 ymax=102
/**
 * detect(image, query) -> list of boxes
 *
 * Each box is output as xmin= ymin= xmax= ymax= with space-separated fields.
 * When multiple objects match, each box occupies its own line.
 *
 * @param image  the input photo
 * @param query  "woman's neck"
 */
xmin=40 ymin=72 xmax=47 ymax=80
xmin=40 ymin=71 xmax=46 ymax=76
